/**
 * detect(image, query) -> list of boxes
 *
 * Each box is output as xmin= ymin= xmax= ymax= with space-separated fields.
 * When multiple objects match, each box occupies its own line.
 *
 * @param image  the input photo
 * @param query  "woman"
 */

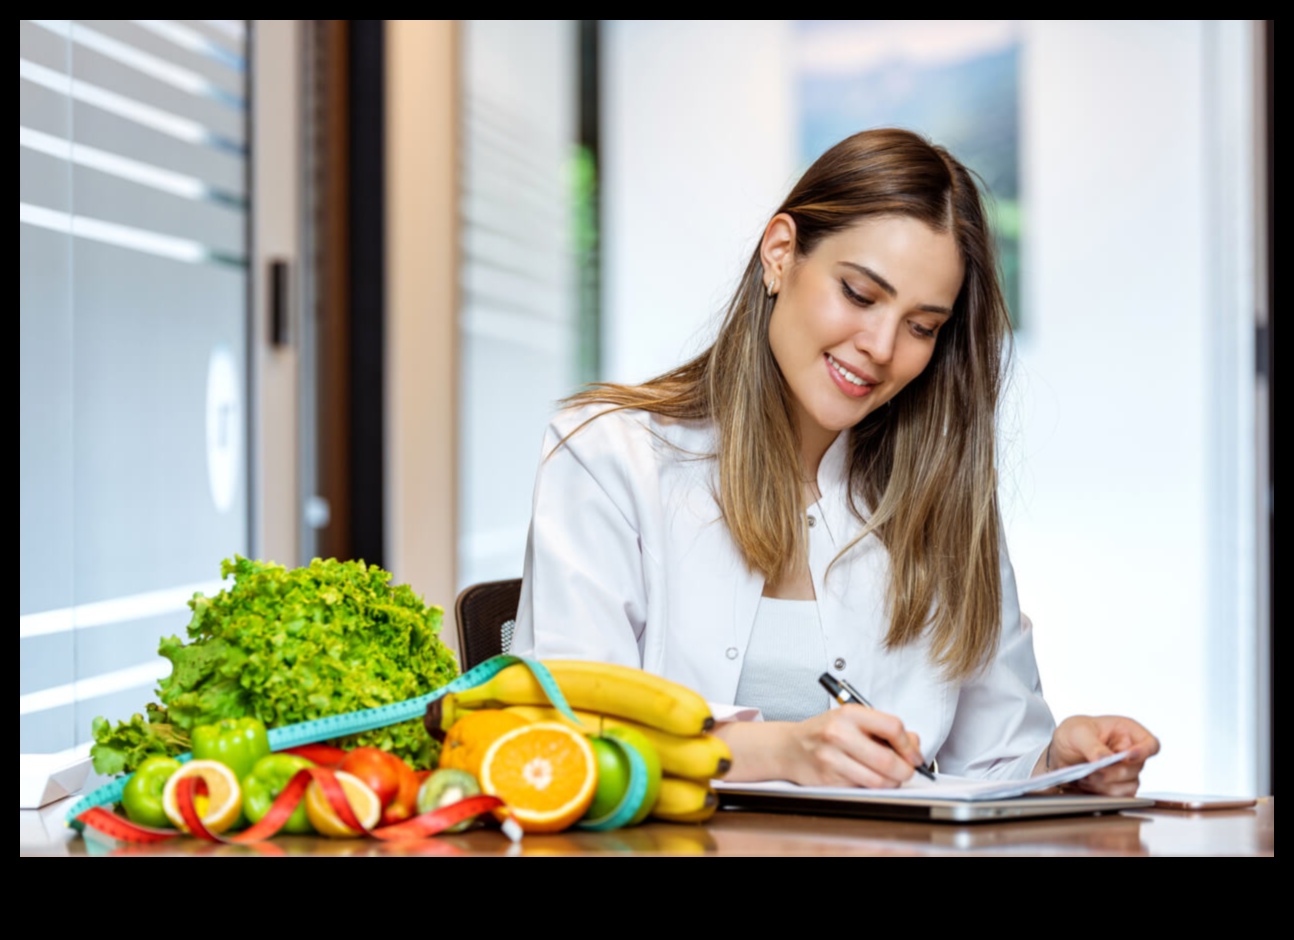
xmin=511 ymin=128 xmax=1158 ymax=793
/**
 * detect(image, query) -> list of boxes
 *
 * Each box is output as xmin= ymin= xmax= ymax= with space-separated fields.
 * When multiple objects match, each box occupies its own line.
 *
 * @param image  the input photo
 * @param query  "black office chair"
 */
xmin=454 ymin=578 xmax=522 ymax=670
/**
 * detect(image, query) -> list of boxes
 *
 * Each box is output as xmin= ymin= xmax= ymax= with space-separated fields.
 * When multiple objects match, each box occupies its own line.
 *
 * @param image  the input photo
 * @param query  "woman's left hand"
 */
xmin=1039 ymin=715 xmax=1161 ymax=796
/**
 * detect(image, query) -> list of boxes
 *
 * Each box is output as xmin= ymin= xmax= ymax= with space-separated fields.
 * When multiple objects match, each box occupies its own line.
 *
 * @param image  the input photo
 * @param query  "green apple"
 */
xmin=586 ymin=726 xmax=663 ymax=826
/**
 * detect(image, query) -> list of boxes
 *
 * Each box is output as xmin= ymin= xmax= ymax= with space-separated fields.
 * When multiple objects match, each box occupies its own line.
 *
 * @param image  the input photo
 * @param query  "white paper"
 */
xmin=714 ymin=750 xmax=1133 ymax=802
xmin=711 ymin=703 xmax=763 ymax=723
xmin=20 ymin=754 xmax=93 ymax=809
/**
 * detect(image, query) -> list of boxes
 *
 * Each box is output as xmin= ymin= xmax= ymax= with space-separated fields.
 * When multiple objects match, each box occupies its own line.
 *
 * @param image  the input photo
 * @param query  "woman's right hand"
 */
xmin=717 ymin=704 xmax=927 ymax=788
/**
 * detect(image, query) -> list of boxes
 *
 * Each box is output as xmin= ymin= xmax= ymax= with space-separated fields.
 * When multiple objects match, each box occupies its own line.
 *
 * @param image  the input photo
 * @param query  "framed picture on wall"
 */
xmin=794 ymin=20 xmax=1022 ymax=329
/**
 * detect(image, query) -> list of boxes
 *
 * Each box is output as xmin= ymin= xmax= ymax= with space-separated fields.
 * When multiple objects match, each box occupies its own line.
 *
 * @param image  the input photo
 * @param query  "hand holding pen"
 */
xmin=819 ymin=673 xmax=937 ymax=782
xmin=711 ymin=678 xmax=934 ymax=788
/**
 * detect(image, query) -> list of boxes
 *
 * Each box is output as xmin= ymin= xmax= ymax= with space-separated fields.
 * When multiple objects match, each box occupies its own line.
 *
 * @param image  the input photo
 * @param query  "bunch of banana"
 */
xmin=445 ymin=659 xmax=715 ymax=736
xmin=430 ymin=660 xmax=729 ymax=824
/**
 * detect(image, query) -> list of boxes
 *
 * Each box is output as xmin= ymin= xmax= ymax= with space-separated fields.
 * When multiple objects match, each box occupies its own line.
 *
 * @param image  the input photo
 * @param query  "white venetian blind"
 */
xmin=458 ymin=21 xmax=582 ymax=590
xmin=19 ymin=20 xmax=250 ymax=757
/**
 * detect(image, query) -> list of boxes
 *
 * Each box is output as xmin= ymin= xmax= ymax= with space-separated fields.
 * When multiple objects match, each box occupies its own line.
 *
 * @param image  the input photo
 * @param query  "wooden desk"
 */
xmin=23 ymin=798 xmax=1274 ymax=856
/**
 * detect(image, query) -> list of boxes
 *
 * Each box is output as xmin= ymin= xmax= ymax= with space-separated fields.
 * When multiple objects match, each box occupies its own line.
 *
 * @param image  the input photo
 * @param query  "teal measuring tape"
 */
xmin=576 ymin=735 xmax=649 ymax=832
xmin=65 ymin=655 xmax=652 ymax=833
xmin=262 ymin=655 xmax=553 ymax=751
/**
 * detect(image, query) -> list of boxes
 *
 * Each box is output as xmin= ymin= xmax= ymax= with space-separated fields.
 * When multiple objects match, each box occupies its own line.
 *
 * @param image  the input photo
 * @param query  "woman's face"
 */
xmin=764 ymin=214 xmax=964 ymax=459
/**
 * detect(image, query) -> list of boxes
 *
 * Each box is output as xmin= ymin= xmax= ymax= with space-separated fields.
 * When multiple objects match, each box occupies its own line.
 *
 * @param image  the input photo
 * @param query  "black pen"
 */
xmin=818 ymin=672 xmax=937 ymax=780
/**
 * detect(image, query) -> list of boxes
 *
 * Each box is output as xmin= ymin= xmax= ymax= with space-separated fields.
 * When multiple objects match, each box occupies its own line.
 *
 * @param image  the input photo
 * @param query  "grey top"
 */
xmin=734 ymin=596 xmax=834 ymax=723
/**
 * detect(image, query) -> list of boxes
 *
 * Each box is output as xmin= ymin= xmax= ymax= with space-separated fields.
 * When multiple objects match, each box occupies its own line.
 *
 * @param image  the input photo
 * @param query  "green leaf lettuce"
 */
xmin=92 ymin=556 xmax=458 ymax=774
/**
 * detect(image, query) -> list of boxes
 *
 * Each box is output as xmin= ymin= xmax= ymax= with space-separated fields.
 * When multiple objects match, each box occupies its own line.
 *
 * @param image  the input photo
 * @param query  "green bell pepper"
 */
xmin=121 ymin=755 xmax=182 ymax=829
xmin=191 ymin=717 xmax=271 ymax=781
xmin=242 ymin=753 xmax=315 ymax=834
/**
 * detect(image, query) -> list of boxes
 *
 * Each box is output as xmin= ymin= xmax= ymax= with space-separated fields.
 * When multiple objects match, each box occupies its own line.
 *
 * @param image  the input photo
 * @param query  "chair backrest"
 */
xmin=455 ymin=578 xmax=522 ymax=670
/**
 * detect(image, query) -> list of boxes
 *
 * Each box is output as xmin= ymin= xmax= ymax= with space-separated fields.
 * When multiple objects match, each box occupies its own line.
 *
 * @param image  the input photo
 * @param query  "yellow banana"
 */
xmin=604 ymin=716 xmax=731 ymax=779
xmin=650 ymin=776 xmax=718 ymax=824
xmin=450 ymin=660 xmax=714 ymax=737
xmin=500 ymin=704 xmax=732 ymax=779
xmin=426 ymin=692 xmax=468 ymax=733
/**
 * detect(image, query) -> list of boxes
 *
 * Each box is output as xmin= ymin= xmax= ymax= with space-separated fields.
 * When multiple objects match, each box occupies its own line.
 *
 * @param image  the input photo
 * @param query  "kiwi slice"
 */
xmin=417 ymin=768 xmax=482 ymax=833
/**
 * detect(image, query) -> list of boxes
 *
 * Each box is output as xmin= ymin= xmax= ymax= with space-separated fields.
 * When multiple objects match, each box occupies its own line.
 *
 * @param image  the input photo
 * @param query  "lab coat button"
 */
xmin=833 ymin=657 xmax=846 ymax=670
xmin=726 ymin=647 xmax=739 ymax=660
xmin=807 ymin=514 xmax=817 ymax=527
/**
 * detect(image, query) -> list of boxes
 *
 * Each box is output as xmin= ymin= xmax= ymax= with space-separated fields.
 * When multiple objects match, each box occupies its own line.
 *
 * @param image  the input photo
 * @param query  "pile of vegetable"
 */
xmin=91 ymin=556 xmax=459 ymax=776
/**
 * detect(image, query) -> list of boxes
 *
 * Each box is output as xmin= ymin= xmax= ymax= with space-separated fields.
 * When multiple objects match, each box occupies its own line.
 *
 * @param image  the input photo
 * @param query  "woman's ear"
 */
xmin=759 ymin=213 xmax=797 ymax=293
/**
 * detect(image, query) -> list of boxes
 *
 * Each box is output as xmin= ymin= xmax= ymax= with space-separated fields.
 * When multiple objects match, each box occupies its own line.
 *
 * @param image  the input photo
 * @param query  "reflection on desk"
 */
xmin=22 ymin=797 xmax=1274 ymax=857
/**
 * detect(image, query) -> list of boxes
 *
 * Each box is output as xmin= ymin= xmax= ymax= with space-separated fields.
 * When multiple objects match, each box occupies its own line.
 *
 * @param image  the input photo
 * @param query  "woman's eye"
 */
xmin=840 ymin=281 xmax=872 ymax=306
xmin=910 ymin=321 xmax=938 ymax=339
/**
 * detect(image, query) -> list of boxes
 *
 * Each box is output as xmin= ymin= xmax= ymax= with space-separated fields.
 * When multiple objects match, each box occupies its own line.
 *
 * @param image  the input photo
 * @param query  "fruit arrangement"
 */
xmin=98 ymin=717 xmax=506 ymax=845
xmin=73 ymin=657 xmax=732 ymax=844
xmin=426 ymin=660 xmax=732 ymax=831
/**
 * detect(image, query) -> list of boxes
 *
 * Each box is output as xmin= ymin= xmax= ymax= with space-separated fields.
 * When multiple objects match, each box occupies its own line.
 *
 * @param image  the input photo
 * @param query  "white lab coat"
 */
xmin=512 ymin=404 xmax=1055 ymax=780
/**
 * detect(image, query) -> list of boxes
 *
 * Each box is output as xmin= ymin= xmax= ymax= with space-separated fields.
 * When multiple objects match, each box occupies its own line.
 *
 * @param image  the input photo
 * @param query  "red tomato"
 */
xmin=339 ymin=747 xmax=402 ymax=808
xmin=381 ymin=756 xmax=421 ymax=825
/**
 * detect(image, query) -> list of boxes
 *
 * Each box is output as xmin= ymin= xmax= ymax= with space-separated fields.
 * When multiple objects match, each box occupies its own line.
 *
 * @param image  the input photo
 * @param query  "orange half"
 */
xmin=478 ymin=721 xmax=597 ymax=833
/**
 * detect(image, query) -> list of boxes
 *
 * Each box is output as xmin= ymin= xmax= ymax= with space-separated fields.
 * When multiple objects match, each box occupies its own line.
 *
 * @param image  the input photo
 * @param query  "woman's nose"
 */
xmin=854 ymin=314 xmax=898 ymax=365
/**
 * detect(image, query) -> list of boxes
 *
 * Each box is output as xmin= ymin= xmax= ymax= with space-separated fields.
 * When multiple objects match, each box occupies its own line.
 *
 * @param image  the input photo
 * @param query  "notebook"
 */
xmin=714 ymin=750 xmax=1154 ymax=823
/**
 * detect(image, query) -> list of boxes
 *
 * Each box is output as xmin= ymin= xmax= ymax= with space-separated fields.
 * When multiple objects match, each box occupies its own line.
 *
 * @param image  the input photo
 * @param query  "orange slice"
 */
xmin=478 ymin=721 xmax=598 ymax=833
xmin=304 ymin=770 xmax=382 ymax=838
xmin=161 ymin=759 xmax=242 ymax=834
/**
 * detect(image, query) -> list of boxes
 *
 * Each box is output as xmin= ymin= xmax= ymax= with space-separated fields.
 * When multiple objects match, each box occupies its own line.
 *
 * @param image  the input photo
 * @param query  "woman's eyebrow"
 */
xmin=841 ymin=262 xmax=953 ymax=316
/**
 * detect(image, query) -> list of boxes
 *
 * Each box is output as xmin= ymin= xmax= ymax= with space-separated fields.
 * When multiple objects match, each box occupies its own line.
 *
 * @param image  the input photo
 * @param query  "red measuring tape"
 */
xmin=76 ymin=765 xmax=507 ymax=846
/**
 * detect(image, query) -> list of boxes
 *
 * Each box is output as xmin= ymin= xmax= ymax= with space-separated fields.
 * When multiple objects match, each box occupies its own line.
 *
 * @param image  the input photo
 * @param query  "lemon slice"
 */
xmin=162 ymin=759 xmax=243 ymax=834
xmin=304 ymin=770 xmax=382 ymax=838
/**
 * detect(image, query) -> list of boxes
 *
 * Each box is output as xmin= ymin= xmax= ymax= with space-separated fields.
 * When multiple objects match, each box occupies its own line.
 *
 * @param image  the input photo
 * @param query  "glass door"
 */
xmin=19 ymin=20 xmax=297 ymax=760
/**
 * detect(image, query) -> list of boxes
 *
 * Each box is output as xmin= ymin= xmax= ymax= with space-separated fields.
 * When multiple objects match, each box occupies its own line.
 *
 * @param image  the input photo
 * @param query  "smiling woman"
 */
xmin=510 ymin=128 xmax=1159 ymax=795
xmin=757 ymin=213 xmax=962 ymax=605
xmin=764 ymin=214 xmax=962 ymax=470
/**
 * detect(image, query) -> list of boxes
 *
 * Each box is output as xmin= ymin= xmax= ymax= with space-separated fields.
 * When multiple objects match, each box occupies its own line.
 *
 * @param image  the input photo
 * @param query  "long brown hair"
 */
xmin=565 ymin=128 xmax=1012 ymax=680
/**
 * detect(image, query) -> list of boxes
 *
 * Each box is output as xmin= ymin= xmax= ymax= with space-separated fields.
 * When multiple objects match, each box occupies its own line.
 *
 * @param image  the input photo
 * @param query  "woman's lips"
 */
xmin=825 ymin=353 xmax=876 ymax=398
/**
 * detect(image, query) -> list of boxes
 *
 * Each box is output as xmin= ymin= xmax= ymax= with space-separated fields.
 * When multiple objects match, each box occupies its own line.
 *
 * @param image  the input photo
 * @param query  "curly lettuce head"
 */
xmin=154 ymin=556 xmax=458 ymax=768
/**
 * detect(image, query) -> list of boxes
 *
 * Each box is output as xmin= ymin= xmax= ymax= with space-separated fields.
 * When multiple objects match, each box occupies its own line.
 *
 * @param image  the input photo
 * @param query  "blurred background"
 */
xmin=20 ymin=20 xmax=1273 ymax=797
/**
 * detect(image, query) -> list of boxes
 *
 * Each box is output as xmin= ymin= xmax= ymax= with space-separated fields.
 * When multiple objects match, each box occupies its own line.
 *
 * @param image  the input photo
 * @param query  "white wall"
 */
xmin=603 ymin=21 xmax=796 ymax=383
xmin=603 ymin=20 xmax=1262 ymax=794
xmin=1011 ymin=20 xmax=1212 ymax=794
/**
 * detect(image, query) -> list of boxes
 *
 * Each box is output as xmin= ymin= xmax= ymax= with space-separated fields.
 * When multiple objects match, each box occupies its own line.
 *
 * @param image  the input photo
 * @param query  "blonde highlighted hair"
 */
xmin=566 ymin=128 xmax=1011 ymax=680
